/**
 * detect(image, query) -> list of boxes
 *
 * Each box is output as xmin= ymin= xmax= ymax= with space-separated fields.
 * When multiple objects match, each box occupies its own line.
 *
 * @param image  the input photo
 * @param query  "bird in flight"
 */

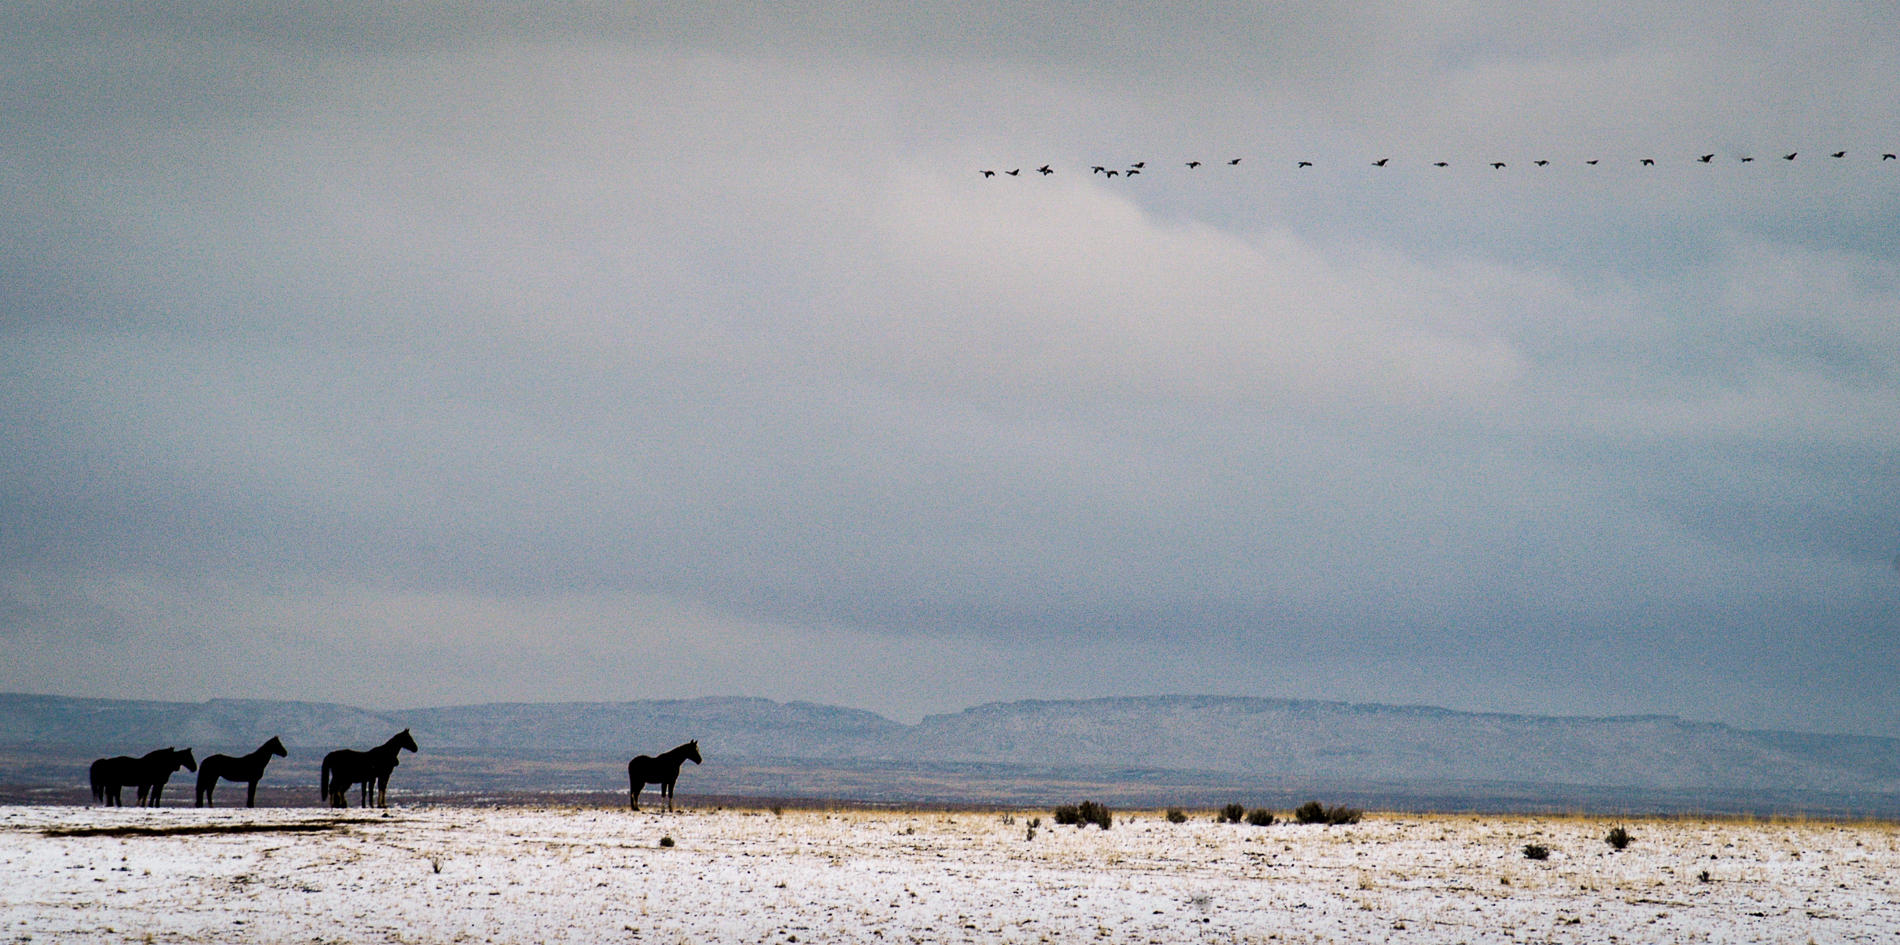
xmin=1185 ymin=161 xmax=1202 ymax=168
xmin=1091 ymin=166 xmax=1106 ymax=174
xmin=1228 ymin=158 xmax=1242 ymax=165
xmin=1104 ymin=169 xmax=1119 ymax=177
xmin=1698 ymin=154 xmax=1714 ymax=163
xmin=1585 ymin=159 xmax=1599 ymax=165
xmin=1783 ymin=152 xmax=1798 ymax=161
xmin=1037 ymin=165 xmax=1053 ymax=175
xmin=1297 ymin=161 xmax=1313 ymax=168
xmin=1832 ymin=151 xmax=1846 ymax=158
xmin=1490 ymin=162 xmax=1506 ymax=169
xmin=1433 ymin=161 xmax=1449 ymax=167
xmin=981 ymin=170 xmax=995 ymax=178
xmin=1533 ymin=160 xmax=1549 ymax=167
xmin=1006 ymin=169 xmax=1020 ymax=176
xmin=1130 ymin=162 xmax=1145 ymax=169
xmin=1641 ymin=158 xmax=1655 ymax=166
xmin=1372 ymin=158 xmax=1388 ymax=167
xmin=1127 ymin=168 xmax=1141 ymax=176
xmin=1885 ymin=154 xmax=1898 ymax=161
xmin=1740 ymin=156 xmax=1755 ymax=162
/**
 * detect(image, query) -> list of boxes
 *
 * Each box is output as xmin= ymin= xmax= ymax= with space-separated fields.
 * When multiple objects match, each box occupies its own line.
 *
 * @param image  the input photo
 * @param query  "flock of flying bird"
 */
xmin=979 ymin=150 xmax=1900 ymax=178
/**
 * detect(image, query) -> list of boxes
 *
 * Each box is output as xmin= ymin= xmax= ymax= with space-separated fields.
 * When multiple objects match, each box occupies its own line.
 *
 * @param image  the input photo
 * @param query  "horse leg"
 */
xmin=630 ymin=781 xmax=644 ymax=811
xmin=377 ymin=776 xmax=388 ymax=809
xmin=245 ymin=780 xmax=258 ymax=808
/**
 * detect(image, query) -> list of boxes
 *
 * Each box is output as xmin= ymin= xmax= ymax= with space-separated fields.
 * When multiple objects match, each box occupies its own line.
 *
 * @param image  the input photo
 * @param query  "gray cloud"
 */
xmin=3 ymin=2 xmax=1897 ymax=732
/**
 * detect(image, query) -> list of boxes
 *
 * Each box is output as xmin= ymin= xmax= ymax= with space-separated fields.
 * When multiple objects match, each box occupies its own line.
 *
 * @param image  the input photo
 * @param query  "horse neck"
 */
xmin=663 ymin=743 xmax=695 ymax=763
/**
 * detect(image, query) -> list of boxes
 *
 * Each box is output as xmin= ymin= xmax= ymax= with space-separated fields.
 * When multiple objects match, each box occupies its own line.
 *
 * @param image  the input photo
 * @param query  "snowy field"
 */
xmin=2 ymin=805 xmax=1895 ymax=944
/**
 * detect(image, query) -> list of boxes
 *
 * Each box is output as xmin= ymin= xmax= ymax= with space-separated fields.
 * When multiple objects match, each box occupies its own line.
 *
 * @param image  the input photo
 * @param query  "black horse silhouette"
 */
xmin=195 ymin=736 xmax=288 ymax=807
xmin=320 ymin=729 xmax=418 ymax=808
xmin=628 ymin=740 xmax=701 ymax=811
xmin=91 ymin=747 xmax=196 ymax=807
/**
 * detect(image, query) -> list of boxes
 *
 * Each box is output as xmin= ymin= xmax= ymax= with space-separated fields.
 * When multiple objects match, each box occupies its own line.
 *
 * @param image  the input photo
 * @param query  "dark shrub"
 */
xmin=1295 ymin=801 xmax=1362 ymax=825
xmin=1056 ymin=801 xmax=1111 ymax=829
xmin=1165 ymin=808 xmax=1188 ymax=824
xmin=1522 ymin=843 xmax=1550 ymax=860
xmin=1246 ymin=808 xmax=1276 ymax=827
xmin=658 ymin=835 xmax=674 ymax=848
xmin=1606 ymin=826 xmax=1633 ymax=850
xmin=1219 ymin=803 xmax=1246 ymax=823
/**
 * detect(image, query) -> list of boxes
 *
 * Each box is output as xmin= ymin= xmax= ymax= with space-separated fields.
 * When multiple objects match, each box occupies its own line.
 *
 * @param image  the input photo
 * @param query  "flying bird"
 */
xmin=1091 ymin=166 xmax=1106 ymax=174
xmin=1006 ymin=169 xmax=1020 ymax=176
xmin=1126 ymin=168 xmax=1141 ymax=176
xmin=1885 ymin=154 xmax=1897 ymax=160
xmin=1185 ymin=161 xmax=1202 ymax=168
xmin=1585 ymin=159 xmax=1599 ymax=165
xmin=1698 ymin=154 xmax=1714 ymax=163
xmin=1490 ymin=162 xmax=1506 ymax=169
xmin=1740 ymin=156 xmax=1755 ymax=162
xmin=1037 ymin=165 xmax=1053 ymax=175
xmin=981 ymin=170 xmax=995 ymax=178
xmin=1433 ymin=161 xmax=1449 ymax=167
xmin=1641 ymin=158 xmax=1655 ymax=166
xmin=1227 ymin=158 xmax=1242 ymax=165
xmin=1297 ymin=161 xmax=1313 ymax=168
xmin=1130 ymin=162 xmax=1145 ymax=169
xmin=1533 ymin=160 xmax=1549 ymax=166
xmin=1831 ymin=151 xmax=1846 ymax=158
xmin=1372 ymin=158 xmax=1388 ymax=167
xmin=1104 ymin=169 xmax=1119 ymax=177
xmin=1783 ymin=152 xmax=1797 ymax=161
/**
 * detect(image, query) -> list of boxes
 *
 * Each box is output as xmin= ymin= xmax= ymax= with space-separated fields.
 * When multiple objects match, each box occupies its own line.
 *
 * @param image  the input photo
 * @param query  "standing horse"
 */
xmin=91 ymin=748 xmax=196 ymax=807
xmin=321 ymin=729 xmax=417 ymax=808
xmin=133 ymin=747 xmax=196 ymax=807
xmin=89 ymin=748 xmax=195 ymax=807
xmin=196 ymin=736 xmax=288 ymax=807
xmin=90 ymin=754 xmax=141 ymax=807
xmin=628 ymin=740 xmax=701 ymax=811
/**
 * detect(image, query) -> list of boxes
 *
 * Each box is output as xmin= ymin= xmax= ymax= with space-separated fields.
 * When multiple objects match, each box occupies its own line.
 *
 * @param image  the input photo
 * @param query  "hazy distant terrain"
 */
xmin=5 ymin=693 xmax=1898 ymax=814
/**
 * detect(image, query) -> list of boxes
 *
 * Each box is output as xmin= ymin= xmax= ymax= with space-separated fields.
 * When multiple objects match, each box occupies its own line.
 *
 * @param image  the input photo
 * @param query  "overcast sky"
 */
xmin=3 ymin=2 xmax=1897 ymax=733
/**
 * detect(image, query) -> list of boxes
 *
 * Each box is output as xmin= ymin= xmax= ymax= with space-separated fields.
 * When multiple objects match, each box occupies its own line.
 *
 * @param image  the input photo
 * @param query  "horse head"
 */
xmin=264 ymin=736 xmax=288 ymax=758
xmin=686 ymin=739 xmax=702 ymax=765
xmin=396 ymin=729 xmax=419 ymax=754
xmin=177 ymin=748 xmax=197 ymax=772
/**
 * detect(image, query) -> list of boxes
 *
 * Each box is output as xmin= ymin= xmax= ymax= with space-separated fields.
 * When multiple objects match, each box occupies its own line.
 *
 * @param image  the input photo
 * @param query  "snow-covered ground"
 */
xmin=2 ymin=805 xmax=1895 ymax=943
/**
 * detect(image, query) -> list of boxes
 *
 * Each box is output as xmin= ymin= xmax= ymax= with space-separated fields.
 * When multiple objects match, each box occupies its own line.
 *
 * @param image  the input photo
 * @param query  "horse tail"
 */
xmin=194 ymin=759 xmax=216 ymax=806
xmin=319 ymin=756 xmax=331 ymax=803
xmin=89 ymin=761 xmax=103 ymax=804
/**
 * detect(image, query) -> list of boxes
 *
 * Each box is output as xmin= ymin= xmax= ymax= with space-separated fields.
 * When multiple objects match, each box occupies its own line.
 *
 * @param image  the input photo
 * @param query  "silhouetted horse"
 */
xmin=628 ymin=740 xmax=701 ymax=811
xmin=90 ymin=748 xmax=196 ymax=807
xmin=90 ymin=754 xmax=139 ymax=807
xmin=135 ymin=747 xmax=197 ymax=807
xmin=321 ymin=729 xmax=417 ymax=808
xmin=196 ymin=736 xmax=288 ymax=807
